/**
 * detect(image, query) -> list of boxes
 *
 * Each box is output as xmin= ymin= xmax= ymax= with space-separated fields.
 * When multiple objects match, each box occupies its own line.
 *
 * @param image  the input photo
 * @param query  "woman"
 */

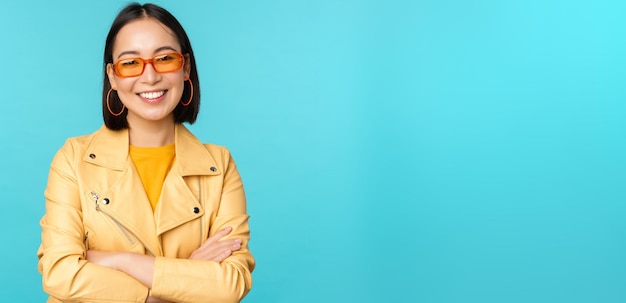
xmin=37 ymin=3 xmax=254 ymax=303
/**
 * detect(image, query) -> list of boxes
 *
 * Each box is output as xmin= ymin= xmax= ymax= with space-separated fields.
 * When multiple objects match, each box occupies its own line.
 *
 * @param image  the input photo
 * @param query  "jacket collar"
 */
xmin=83 ymin=124 xmax=220 ymax=176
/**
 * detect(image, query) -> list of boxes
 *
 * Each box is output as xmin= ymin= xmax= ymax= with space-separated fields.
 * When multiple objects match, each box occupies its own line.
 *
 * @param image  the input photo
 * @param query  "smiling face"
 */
xmin=106 ymin=18 xmax=190 ymax=128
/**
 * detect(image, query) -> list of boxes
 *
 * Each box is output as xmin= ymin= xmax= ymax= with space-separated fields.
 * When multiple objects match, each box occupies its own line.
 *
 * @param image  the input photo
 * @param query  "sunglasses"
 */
xmin=112 ymin=52 xmax=185 ymax=78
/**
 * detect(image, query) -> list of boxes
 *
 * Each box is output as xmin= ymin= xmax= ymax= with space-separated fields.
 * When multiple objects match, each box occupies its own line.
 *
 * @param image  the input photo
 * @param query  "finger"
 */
xmin=215 ymin=239 xmax=241 ymax=252
xmin=204 ymin=226 xmax=233 ymax=245
xmin=191 ymin=247 xmax=231 ymax=261
xmin=190 ymin=239 xmax=241 ymax=261
xmin=199 ymin=239 xmax=241 ymax=257
xmin=195 ymin=227 xmax=232 ymax=251
xmin=212 ymin=249 xmax=233 ymax=263
xmin=213 ymin=238 xmax=242 ymax=252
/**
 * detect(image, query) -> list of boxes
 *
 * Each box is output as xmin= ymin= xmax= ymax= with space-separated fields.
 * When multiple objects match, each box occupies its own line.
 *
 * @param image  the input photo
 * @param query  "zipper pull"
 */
xmin=91 ymin=192 xmax=100 ymax=210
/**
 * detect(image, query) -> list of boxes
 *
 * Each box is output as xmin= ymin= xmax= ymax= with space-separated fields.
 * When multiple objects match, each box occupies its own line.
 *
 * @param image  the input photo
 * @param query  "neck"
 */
xmin=127 ymin=118 xmax=176 ymax=147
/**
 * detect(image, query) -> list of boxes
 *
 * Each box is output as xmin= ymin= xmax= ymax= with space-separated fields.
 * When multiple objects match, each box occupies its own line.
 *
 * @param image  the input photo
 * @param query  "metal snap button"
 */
xmin=89 ymin=154 xmax=96 ymax=159
xmin=193 ymin=207 xmax=200 ymax=214
xmin=103 ymin=198 xmax=110 ymax=205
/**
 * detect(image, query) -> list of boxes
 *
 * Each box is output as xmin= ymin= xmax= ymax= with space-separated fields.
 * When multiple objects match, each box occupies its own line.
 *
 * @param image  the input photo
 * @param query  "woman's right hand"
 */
xmin=145 ymin=227 xmax=241 ymax=303
xmin=189 ymin=226 xmax=242 ymax=262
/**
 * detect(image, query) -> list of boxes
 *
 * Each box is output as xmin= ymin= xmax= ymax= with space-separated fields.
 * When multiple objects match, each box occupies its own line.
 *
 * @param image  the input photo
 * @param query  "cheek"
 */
xmin=116 ymin=80 xmax=137 ymax=93
xmin=168 ymin=77 xmax=187 ymax=94
xmin=114 ymin=81 xmax=139 ymax=103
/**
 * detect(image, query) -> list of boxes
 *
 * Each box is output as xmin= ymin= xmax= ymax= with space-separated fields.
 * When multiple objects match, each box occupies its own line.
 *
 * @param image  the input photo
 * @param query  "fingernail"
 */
xmin=233 ymin=243 xmax=241 ymax=249
xmin=234 ymin=238 xmax=242 ymax=244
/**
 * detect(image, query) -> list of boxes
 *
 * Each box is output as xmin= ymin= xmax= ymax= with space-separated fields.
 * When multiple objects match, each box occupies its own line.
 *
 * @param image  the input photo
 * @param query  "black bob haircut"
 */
xmin=102 ymin=3 xmax=200 ymax=130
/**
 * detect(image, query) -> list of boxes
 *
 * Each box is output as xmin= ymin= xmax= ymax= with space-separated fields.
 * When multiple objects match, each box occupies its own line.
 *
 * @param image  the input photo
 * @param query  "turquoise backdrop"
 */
xmin=1 ymin=0 xmax=625 ymax=302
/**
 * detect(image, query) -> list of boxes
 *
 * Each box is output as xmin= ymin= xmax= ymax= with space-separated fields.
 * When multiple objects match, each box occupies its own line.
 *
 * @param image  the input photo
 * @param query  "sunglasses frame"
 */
xmin=112 ymin=52 xmax=185 ymax=78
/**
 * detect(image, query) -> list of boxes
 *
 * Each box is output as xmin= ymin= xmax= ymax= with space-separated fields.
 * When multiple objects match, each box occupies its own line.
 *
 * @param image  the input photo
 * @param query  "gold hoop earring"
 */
xmin=106 ymin=88 xmax=125 ymax=116
xmin=182 ymin=78 xmax=193 ymax=106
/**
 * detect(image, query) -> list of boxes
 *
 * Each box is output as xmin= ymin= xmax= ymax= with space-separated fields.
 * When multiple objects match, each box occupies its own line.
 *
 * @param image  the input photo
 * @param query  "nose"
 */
xmin=139 ymin=62 xmax=161 ymax=84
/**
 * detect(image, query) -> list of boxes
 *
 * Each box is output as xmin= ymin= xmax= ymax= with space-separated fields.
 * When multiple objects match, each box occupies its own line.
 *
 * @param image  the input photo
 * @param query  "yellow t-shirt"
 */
xmin=129 ymin=143 xmax=176 ymax=211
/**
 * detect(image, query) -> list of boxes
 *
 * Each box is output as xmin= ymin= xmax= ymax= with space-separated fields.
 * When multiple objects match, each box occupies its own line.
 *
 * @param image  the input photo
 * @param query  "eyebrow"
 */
xmin=116 ymin=46 xmax=180 ymax=59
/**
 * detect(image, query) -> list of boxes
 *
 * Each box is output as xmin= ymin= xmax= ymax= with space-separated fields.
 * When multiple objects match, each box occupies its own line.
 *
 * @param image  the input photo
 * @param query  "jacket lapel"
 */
xmin=84 ymin=126 xmax=161 ymax=256
xmin=154 ymin=125 xmax=221 ymax=236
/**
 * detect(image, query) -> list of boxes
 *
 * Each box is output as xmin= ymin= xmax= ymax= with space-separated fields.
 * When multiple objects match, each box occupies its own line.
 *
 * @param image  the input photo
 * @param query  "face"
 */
xmin=107 ymin=18 xmax=190 ymax=127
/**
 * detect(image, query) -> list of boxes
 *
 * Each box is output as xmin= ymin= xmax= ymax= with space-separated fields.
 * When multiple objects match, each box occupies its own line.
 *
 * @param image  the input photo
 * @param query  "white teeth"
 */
xmin=139 ymin=91 xmax=165 ymax=99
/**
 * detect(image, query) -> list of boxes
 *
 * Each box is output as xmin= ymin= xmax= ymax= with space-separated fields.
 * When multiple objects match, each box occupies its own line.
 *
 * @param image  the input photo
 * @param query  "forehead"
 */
xmin=113 ymin=18 xmax=181 ymax=57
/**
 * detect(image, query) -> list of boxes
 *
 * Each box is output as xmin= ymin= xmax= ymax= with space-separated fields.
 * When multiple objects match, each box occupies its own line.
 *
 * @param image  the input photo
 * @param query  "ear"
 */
xmin=106 ymin=64 xmax=117 ymax=89
xmin=184 ymin=54 xmax=191 ymax=79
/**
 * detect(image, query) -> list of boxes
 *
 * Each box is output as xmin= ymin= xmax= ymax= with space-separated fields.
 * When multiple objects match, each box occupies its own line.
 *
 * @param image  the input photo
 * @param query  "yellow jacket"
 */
xmin=38 ymin=124 xmax=254 ymax=303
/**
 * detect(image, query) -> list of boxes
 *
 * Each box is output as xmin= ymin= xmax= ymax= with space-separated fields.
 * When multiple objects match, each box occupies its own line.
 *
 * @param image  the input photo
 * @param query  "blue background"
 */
xmin=1 ymin=0 xmax=625 ymax=302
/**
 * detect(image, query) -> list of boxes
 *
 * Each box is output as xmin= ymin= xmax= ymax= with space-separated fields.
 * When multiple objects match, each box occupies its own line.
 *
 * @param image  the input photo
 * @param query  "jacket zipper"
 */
xmin=112 ymin=220 xmax=135 ymax=245
xmin=84 ymin=231 xmax=89 ymax=251
xmin=91 ymin=192 xmax=155 ymax=256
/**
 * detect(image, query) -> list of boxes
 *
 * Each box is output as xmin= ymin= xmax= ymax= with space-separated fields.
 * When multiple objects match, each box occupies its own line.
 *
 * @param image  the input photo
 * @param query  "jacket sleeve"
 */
xmin=150 ymin=147 xmax=255 ymax=303
xmin=38 ymin=140 xmax=150 ymax=303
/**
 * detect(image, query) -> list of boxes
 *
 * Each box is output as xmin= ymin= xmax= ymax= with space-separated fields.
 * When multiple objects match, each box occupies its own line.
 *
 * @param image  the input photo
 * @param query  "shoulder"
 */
xmin=178 ymin=124 xmax=236 ymax=163
xmin=64 ymin=131 xmax=98 ymax=150
xmin=202 ymin=143 xmax=231 ymax=156
xmin=55 ymin=127 xmax=103 ymax=158
xmin=49 ymin=127 xmax=105 ymax=172
xmin=202 ymin=143 xmax=236 ymax=167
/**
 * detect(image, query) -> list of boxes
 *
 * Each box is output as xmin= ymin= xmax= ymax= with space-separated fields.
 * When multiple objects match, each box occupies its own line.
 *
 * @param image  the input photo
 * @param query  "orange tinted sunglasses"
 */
xmin=112 ymin=52 xmax=184 ymax=78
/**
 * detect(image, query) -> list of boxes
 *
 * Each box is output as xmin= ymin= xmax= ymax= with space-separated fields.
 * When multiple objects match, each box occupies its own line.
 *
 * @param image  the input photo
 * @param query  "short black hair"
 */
xmin=102 ymin=3 xmax=200 ymax=130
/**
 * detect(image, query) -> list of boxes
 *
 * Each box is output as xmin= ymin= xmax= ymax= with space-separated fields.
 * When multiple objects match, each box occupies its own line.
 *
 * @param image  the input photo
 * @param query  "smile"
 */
xmin=138 ymin=90 xmax=166 ymax=99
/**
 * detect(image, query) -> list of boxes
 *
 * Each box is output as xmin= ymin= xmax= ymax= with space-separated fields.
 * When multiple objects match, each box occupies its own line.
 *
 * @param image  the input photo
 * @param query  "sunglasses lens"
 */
xmin=116 ymin=58 xmax=145 ymax=77
xmin=153 ymin=53 xmax=184 ymax=73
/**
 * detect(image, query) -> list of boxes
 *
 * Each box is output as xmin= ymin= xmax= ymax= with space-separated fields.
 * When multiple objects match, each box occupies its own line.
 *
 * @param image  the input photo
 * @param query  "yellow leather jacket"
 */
xmin=38 ymin=124 xmax=254 ymax=303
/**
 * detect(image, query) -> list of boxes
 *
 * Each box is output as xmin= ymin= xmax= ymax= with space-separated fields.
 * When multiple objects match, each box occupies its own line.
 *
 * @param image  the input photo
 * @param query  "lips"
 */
xmin=139 ymin=90 xmax=166 ymax=99
xmin=136 ymin=90 xmax=168 ymax=104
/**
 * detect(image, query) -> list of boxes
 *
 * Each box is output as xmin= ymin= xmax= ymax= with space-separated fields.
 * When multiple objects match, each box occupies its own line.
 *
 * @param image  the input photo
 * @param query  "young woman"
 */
xmin=37 ymin=3 xmax=254 ymax=303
